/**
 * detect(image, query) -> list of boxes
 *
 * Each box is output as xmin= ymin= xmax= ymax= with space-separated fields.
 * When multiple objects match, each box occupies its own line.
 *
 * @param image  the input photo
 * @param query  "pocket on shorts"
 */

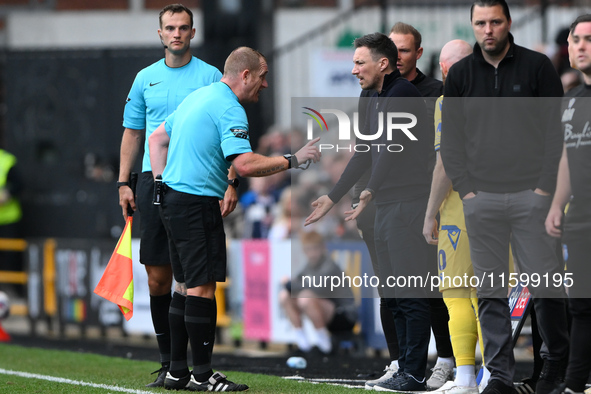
xmin=204 ymin=200 xmax=223 ymax=231
xmin=164 ymin=198 xmax=190 ymax=243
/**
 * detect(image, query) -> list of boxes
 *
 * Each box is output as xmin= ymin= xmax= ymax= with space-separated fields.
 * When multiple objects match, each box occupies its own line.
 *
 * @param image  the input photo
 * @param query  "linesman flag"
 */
xmin=94 ymin=215 xmax=134 ymax=320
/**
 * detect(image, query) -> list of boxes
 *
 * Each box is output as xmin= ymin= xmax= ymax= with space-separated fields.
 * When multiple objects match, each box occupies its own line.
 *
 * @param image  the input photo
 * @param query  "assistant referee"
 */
xmin=117 ymin=4 xmax=237 ymax=388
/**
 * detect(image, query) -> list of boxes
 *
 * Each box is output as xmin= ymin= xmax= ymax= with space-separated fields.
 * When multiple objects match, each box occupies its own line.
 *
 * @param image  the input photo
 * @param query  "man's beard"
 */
xmin=362 ymin=76 xmax=380 ymax=91
xmin=482 ymin=35 xmax=509 ymax=57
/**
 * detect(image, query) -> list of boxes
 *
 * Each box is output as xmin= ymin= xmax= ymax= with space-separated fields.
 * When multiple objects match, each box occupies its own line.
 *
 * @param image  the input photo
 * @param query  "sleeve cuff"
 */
xmin=326 ymin=191 xmax=340 ymax=204
xmin=536 ymin=179 xmax=556 ymax=195
xmin=364 ymin=188 xmax=376 ymax=198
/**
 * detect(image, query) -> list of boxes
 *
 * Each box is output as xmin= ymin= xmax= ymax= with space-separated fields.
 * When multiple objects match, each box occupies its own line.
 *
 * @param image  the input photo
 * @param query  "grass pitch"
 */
xmin=0 ymin=343 xmax=360 ymax=393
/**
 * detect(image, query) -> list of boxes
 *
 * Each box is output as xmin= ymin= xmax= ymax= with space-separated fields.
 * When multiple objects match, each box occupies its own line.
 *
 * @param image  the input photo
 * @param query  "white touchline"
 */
xmin=0 ymin=368 xmax=154 ymax=394
xmin=282 ymin=375 xmax=366 ymax=389
xmin=283 ymin=376 xmax=366 ymax=383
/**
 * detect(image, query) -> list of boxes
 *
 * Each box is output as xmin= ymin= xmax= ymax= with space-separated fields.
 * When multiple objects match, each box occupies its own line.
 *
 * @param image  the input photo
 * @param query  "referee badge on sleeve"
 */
xmin=231 ymin=128 xmax=249 ymax=139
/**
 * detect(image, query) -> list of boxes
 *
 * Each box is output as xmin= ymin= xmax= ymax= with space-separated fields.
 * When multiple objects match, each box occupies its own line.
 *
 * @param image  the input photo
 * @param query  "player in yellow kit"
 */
xmin=432 ymin=94 xmax=475 ymax=296
xmin=423 ymin=40 xmax=483 ymax=394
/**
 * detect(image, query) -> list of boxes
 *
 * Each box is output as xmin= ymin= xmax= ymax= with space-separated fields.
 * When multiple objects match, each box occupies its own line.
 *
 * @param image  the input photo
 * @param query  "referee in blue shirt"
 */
xmin=149 ymin=47 xmax=320 ymax=392
xmin=117 ymin=4 xmax=239 ymax=387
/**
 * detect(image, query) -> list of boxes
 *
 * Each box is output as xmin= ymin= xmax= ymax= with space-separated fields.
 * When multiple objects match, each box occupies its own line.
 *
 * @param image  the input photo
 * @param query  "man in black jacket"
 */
xmin=440 ymin=2 xmax=568 ymax=394
xmin=546 ymin=14 xmax=591 ymax=394
xmin=388 ymin=21 xmax=454 ymax=390
xmin=389 ymin=22 xmax=443 ymax=98
xmin=356 ymin=23 xmax=453 ymax=390
xmin=305 ymin=32 xmax=436 ymax=392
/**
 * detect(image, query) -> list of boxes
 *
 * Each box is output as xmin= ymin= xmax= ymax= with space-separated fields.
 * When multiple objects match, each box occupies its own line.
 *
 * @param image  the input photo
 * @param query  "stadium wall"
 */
xmin=273 ymin=5 xmax=591 ymax=127
xmin=22 ymin=237 xmax=388 ymax=350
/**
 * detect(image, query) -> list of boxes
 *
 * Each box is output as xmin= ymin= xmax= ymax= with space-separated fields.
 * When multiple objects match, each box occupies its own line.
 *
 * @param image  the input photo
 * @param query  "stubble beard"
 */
xmin=481 ymin=35 xmax=509 ymax=57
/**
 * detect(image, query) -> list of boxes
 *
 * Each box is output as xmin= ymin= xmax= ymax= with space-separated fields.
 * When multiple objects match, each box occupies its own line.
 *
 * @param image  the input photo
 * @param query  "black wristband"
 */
xmin=117 ymin=181 xmax=130 ymax=189
xmin=283 ymin=154 xmax=298 ymax=169
xmin=227 ymin=178 xmax=240 ymax=188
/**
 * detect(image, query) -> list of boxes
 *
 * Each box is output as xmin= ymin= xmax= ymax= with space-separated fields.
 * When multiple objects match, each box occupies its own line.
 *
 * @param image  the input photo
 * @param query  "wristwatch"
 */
xmin=283 ymin=154 xmax=298 ymax=169
xmin=227 ymin=178 xmax=240 ymax=188
xmin=116 ymin=181 xmax=130 ymax=189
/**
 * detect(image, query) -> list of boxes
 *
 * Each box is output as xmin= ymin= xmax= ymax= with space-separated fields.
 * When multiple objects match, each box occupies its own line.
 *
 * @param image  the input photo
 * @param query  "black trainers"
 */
xmin=146 ymin=366 xmax=168 ymax=388
xmin=515 ymin=377 xmax=536 ymax=394
xmin=374 ymin=371 xmax=426 ymax=392
xmin=536 ymin=360 xmax=565 ymax=394
xmin=189 ymin=371 xmax=249 ymax=392
xmin=164 ymin=371 xmax=192 ymax=390
xmin=482 ymin=379 xmax=518 ymax=394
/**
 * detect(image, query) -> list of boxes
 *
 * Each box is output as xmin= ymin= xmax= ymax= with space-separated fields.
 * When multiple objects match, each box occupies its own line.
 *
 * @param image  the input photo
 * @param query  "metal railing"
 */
xmin=0 ymin=238 xmax=28 ymax=316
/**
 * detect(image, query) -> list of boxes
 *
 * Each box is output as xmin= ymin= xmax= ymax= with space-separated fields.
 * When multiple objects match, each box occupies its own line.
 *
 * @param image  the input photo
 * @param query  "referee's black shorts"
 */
xmin=159 ymin=187 xmax=227 ymax=288
xmin=137 ymin=171 xmax=170 ymax=266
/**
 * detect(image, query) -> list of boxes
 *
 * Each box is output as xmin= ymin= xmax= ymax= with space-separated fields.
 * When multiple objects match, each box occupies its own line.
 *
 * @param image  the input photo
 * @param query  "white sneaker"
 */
xmin=478 ymin=380 xmax=486 ymax=393
xmin=432 ymin=381 xmax=460 ymax=393
xmin=431 ymin=380 xmax=479 ymax=394
xmin=565 ymin=388 xmax=584 ymax=394
xmin=478 ymin=375 xmax=490 ymax=393
xmin=427 ymin=361 xmax=455 ymax=390
xmin=365 ymin=361 xmax=399 ymax=390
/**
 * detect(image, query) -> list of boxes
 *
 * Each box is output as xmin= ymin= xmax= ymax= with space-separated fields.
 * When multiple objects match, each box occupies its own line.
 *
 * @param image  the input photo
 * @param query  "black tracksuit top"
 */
xmin=440 ymin=33 xmax=564 ymax=199
xmin=328 ymin=70 xmax=434 ymax=205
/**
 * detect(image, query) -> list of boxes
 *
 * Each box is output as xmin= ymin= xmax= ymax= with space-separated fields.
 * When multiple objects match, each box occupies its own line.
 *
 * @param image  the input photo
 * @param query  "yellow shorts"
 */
xmin=438 ymin=225 xmax=474 ymax=292
xmin=437 ymin=225 xmax=516 ymax=292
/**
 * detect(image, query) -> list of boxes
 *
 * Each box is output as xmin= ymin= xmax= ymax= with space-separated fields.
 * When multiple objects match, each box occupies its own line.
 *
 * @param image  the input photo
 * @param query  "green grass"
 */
xmin=0 ymin=343 xmax=359 ymax=393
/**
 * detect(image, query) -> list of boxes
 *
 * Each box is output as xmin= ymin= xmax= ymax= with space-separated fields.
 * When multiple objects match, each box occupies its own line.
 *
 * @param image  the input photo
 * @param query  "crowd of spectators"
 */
xmin=224 ymin=126 xmax=361 ymax=242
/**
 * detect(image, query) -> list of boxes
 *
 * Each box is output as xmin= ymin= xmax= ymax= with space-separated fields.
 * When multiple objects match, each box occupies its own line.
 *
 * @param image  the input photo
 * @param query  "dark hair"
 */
xmin=390 ymin=22 xmax=422 ymax=50
xmin=159 ymin=4 xmax=193 ymax=28
xmin=470 ymin=0 xmax=511 ymax=22
xmin=353 ymin=33 xmax=398 ymax=69
xmin=570 ymin=14 xmax=591 ymax=34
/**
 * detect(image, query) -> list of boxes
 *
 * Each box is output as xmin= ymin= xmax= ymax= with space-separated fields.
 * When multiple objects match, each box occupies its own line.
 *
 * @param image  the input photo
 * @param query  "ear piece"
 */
xmin=159 ymin=35 xmax=168 ymax=49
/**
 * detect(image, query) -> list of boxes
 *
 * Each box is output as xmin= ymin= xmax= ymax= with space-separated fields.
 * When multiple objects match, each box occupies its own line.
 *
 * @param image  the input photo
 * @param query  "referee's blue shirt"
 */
xmin=123 ymin=57 xmax=222 ymax=173
xmin=163 ymin=82 xmax=253 ymax=199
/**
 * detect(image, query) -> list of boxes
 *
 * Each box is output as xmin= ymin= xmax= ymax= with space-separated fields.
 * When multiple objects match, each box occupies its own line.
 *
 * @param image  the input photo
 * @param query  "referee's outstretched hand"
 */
xmin=294 ymin=137 xmax=321 ymax=167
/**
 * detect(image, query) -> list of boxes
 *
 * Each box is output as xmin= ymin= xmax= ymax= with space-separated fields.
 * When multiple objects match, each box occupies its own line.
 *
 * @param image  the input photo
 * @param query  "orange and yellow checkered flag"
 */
xmin=94 ymin=216 xmax=134 ymax=320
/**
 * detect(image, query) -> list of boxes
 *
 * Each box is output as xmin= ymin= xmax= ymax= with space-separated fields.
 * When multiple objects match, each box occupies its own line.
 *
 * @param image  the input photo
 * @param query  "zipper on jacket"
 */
xmin=494 ymin=68 xmax=498 ymax=90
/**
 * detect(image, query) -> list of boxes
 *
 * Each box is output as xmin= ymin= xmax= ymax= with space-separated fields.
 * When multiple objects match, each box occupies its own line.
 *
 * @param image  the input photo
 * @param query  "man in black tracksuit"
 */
xmin=410 ymin=70 xmax=442 ymax=97
xmin=440 ymin=2 xmax=569 ymax=394
xmin=546 ymin=14 xmax=591 ymax=394
xmin=389 ymin=22 xmax=443 ymax=145
xmin=356 ymin=24 xmax=453 ymax=390
xmin=306 ymin=32 xmax=436 ymax=392
xmin=388 ymin=23 xmax=456 ymax=389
